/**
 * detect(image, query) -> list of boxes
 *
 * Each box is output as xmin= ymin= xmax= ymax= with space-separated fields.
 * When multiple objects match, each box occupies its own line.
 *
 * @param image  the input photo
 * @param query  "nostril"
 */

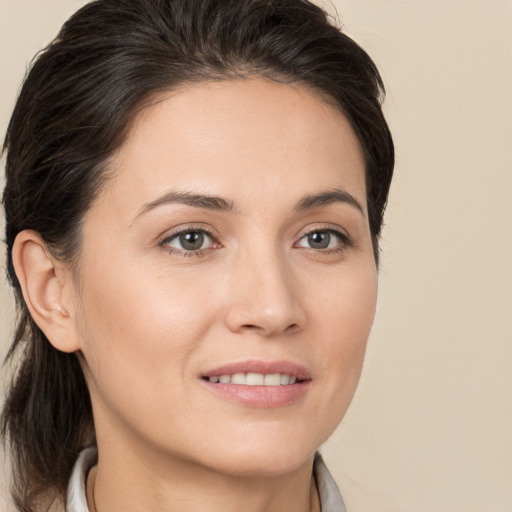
xmin=240 ymin=322 xmax=299 ymax=335
xmin=284 ymin=323 xmax=300 ymax=334
xmin=240 ymin=324 xmax=258 ymax=331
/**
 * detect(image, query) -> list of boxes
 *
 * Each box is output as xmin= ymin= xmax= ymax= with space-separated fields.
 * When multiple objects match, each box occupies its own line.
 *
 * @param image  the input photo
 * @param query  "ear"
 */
xmin=12 ymin=230 xmax=81 ymax=353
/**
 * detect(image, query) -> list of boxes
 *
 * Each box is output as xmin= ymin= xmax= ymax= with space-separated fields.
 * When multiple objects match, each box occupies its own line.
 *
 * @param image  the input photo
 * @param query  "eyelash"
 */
xmin=295 ymin=227 xmax=352 ymax=253
xmin=158 ymin=226 xmax=351 ymax=257
xmin=159 ymin=227 xmax=220 ymax=257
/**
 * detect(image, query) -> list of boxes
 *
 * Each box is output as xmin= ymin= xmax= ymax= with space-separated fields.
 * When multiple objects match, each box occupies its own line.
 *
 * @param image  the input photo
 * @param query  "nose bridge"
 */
xmin=224 ymin=241 xmax=305 ymax=336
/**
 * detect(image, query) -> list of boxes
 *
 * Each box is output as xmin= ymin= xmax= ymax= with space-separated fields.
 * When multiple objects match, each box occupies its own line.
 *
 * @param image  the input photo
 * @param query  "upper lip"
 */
xmin=201 ymin=360 xmax=311 ymax=380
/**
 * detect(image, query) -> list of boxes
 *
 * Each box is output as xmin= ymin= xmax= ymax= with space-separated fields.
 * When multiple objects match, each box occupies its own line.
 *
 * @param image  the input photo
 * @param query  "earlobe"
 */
xmin=12 ymin=230 xmax=81 ymax=353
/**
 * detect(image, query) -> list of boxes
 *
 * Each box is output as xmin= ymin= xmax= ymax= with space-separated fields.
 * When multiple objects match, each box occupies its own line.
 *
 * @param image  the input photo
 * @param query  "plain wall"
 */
xmin=1 ymin=1 xmax=511 ymax=511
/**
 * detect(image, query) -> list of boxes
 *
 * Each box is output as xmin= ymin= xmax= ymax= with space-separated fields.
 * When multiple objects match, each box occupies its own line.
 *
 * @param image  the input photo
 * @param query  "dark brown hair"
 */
xmin=1 ymin=0 xmax=394 ymax=510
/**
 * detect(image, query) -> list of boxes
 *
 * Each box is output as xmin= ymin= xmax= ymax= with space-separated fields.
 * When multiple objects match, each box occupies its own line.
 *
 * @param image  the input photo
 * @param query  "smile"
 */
xmin=205 ymin=373 xmax=299 ymax=386
xmin=201 ymin=360 xmax=311 ymax=408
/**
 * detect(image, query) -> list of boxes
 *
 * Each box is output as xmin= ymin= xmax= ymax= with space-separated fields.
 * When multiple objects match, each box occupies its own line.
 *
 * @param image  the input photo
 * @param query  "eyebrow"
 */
xmin=295 ymin=188 xmax=365 ymax=216
xmin=135 ymin=190 xmax=236 ymax=220
xmin=133 ymin=186 xmax=364 ymax=223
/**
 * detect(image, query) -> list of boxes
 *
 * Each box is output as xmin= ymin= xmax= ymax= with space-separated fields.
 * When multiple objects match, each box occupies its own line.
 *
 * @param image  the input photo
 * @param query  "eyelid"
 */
xmin=294 ymin=224 xmax=352 ymax=249
xmin=156 ymin=222 xmax=351 ymax=255
xmin=296 ymin=223 xmax=351 ymax=240
xmin=157 ymin=224 xmax=222 ymax=253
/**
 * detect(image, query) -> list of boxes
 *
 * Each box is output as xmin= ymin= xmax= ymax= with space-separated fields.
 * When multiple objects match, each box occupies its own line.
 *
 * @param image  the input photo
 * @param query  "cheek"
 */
xmin=331 ymin=265 xmax=377 ymax=366
xmin=308 ymin=257 xmax=377 ymax=342
xmin=74 ymin=255 xmax=216 ymax=397
xmin=309 ymin=262 xmax=377 ymax=416
xmin=79 ymin=251 xmax=211 ymax=334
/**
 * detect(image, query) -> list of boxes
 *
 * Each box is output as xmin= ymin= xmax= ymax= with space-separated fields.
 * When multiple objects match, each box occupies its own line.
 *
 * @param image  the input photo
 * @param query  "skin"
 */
xmin=14 ymin=78 xmax=377 ymax=512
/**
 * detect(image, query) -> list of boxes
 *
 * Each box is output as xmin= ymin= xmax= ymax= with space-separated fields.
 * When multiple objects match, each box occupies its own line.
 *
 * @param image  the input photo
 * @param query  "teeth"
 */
xmin=208 ymin=373 xmax=299 ymax=386
xmin=246 ymin=372 xmax=264 ymax=385
xmin=231 ymin=373 xmax=246 ymax=385
xmin=263 ymin=373 xmax=281 ymax=386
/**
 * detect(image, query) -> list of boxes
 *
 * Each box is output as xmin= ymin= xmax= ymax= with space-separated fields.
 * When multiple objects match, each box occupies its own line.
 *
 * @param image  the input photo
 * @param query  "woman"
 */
xmin=1 ymin=0 xmax=394 ymax=511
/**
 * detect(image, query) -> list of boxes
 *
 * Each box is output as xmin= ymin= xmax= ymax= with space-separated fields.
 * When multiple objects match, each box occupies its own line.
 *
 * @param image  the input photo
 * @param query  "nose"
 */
xmin=223 ymin=249 xmax=306 ymax=337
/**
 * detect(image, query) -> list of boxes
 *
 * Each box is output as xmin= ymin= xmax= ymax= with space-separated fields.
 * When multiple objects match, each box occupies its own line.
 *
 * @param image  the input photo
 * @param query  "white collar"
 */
xmin=66 ymin=447 xmax=347 ymax=512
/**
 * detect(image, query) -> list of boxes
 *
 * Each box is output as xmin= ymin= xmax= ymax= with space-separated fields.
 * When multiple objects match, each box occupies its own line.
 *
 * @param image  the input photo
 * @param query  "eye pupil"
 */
xmin=308 ymin=231 xmax=330 ymax=249
xmin=179 ymin=231 xmax=204 ymax=250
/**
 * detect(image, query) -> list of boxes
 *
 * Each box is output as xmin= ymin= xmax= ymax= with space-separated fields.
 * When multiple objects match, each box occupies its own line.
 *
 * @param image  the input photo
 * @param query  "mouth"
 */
xmin=200 ymin=360 xmax=311 ymax=408
xmin=203 ymin=372 xmax=303 ymax=386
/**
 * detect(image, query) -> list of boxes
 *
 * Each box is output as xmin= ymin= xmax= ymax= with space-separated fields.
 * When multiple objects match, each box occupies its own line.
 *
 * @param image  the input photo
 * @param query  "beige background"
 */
xmin=1 ymin=0 xmax=511 ymax=511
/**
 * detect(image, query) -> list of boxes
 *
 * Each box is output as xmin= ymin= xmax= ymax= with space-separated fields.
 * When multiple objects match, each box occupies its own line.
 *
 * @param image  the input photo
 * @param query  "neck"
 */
xmin=86 ymin=447 xmax=320 ymax=512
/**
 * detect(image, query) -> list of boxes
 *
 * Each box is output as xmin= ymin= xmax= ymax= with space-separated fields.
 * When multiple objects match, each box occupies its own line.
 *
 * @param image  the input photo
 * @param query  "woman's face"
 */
xmin=72 ymin=78 xmax=377 ymax=476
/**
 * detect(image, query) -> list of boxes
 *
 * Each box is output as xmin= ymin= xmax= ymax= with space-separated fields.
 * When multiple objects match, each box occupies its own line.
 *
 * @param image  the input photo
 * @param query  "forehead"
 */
xmin=93 ymin=78 xmax=366 ymax=220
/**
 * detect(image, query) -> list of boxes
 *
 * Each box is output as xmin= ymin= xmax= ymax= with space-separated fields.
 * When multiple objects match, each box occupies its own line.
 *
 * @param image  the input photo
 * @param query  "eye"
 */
xmin=296 ymin=229 xmax=348 ymax=250
xmin=161 ymin=229 xmax=216 ymax=253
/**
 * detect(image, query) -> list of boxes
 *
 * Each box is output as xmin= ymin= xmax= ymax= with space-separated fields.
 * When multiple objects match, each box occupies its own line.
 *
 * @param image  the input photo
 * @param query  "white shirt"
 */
xmin=66 ymin=446 xmax=347 ymax=512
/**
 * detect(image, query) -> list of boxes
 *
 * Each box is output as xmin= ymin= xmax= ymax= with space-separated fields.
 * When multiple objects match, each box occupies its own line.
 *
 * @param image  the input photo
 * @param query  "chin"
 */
xmin=190 ymin=428 xmax=325 ymax=478
xmin=208 ymin=451 xmax=316 ymax=478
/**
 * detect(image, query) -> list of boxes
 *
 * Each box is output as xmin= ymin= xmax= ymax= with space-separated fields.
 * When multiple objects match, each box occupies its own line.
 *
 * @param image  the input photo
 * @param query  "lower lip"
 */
xmin=201 ymin=380 xmax=311 ymax=408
